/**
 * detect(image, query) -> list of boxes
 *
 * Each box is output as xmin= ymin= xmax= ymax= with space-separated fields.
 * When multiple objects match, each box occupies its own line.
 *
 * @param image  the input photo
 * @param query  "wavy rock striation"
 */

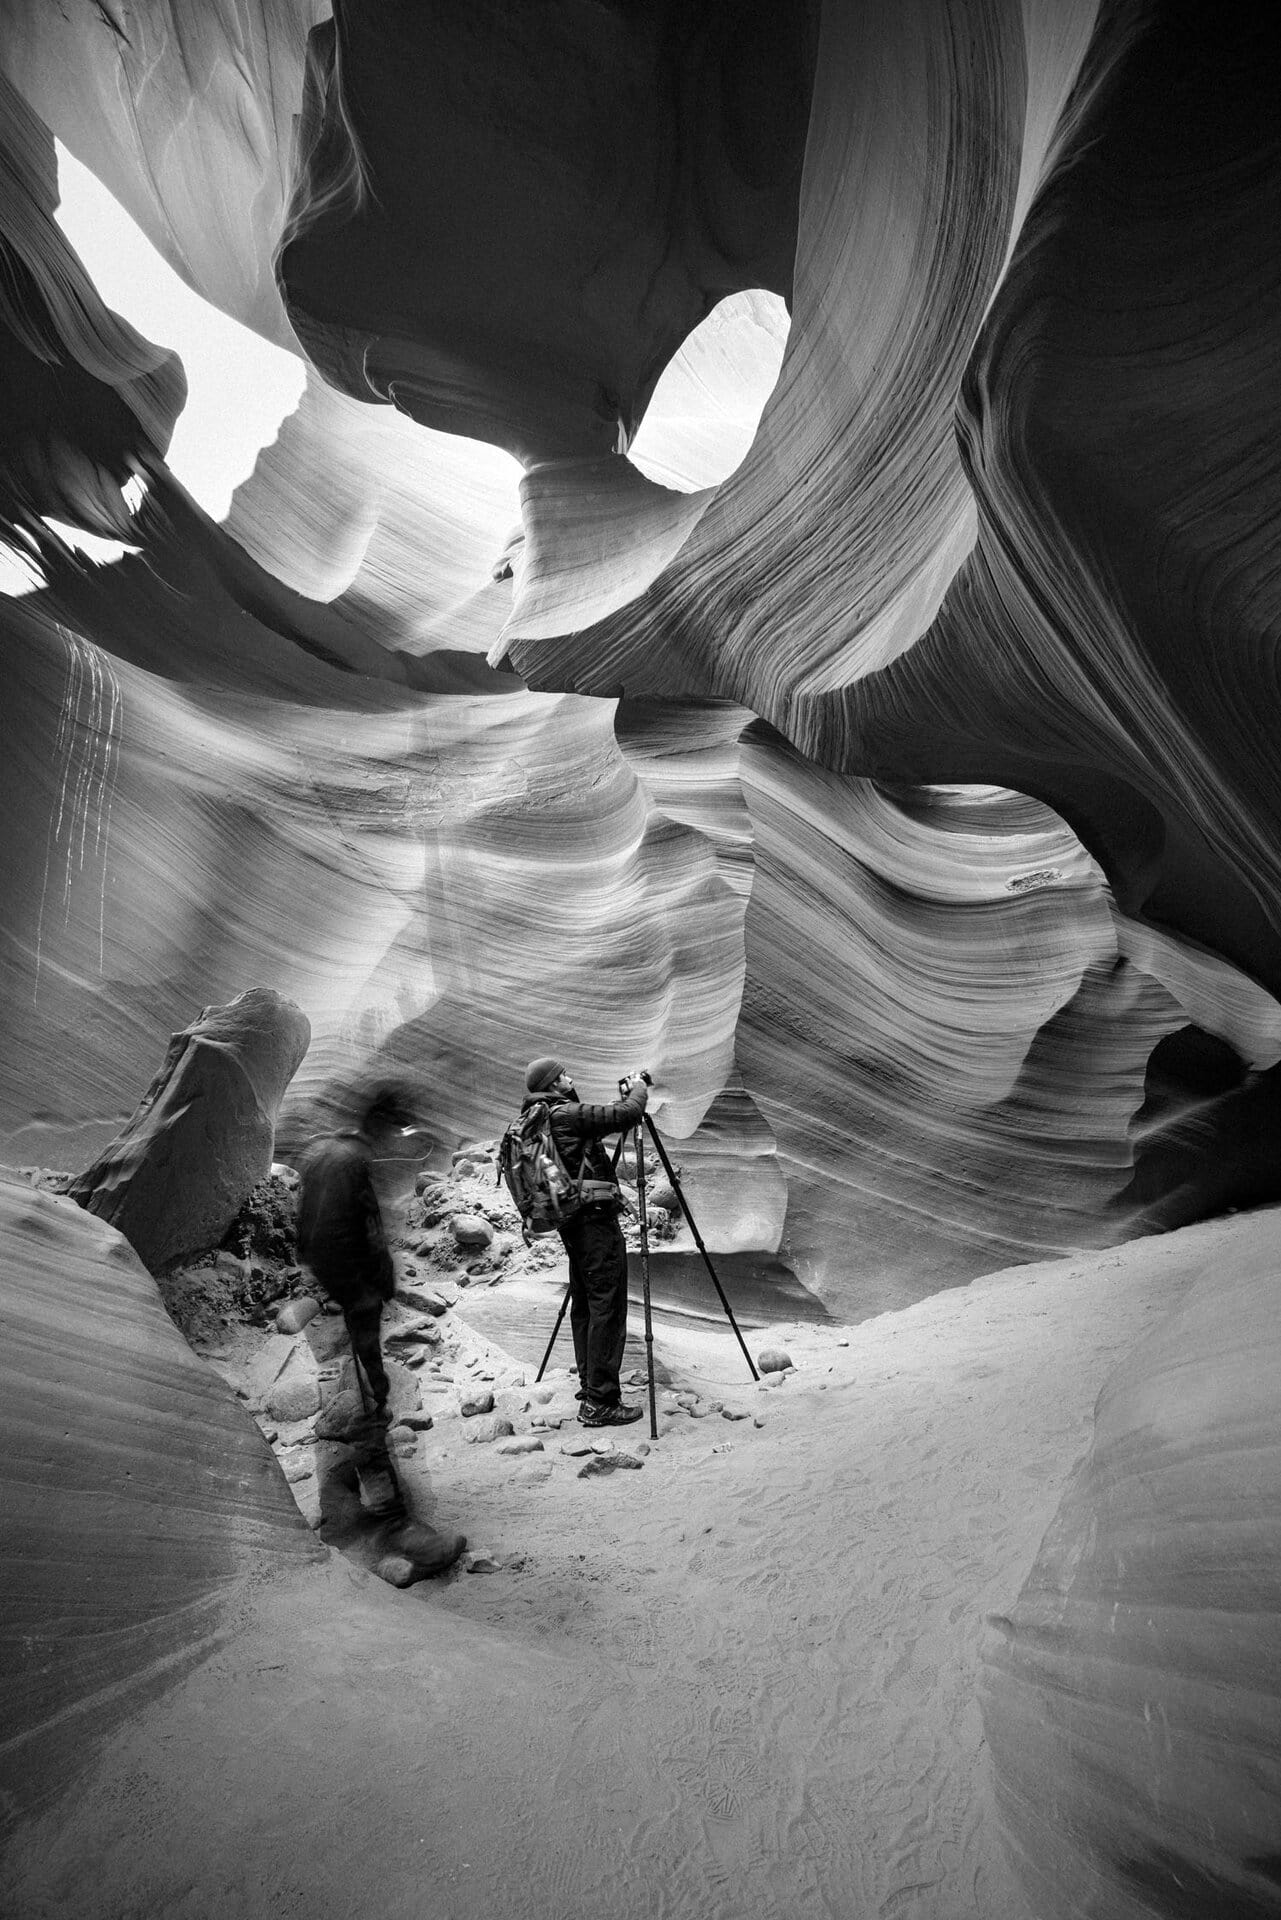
xmin=0 ymin=1177 xmax=323 ymax=1833
xmin=980 ymin=1236 xmax=1281 ymax=1919
xmin=2 ymin=7 xmax=1281 ymax=1908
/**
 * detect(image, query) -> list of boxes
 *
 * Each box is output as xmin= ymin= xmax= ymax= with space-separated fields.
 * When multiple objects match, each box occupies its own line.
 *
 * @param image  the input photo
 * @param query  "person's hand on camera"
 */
xmin=625 ymin=1066 xmax=652 ymax=1092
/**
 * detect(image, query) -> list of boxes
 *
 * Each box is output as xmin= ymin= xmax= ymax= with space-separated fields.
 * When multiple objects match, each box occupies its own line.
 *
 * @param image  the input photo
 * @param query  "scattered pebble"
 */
xmin=497 ymin=1436 xmax=544 ymax=1456
xmin=757 ymin=1349 xmax=793 ymax=1374
xmin=578 ymin=1451 xmax=644 ymax=1478
xmin=275 ymin=1297 xmax=320 ymax=1335
xmin=451 ymin=1215 xmax=494 ymax=1251
xmin=376 ymin=1555 xmax=418 ymax=1588
xmin=314 ymin=1389 xmax=366 ymax=1441
xmin=459 ymin=1389 xmax=495 ymax=1417
xmin=398 ymin=1283 xmax=450 ymax=1317
xmin=463 ymin=1414 xmax=515 ymax=1446
xmin=721 ymin=1407 xmax=749 ymax=1422
xmin=396 ymin=1412 xmax=435 ymax=1432
xmin=266 ymin=1378 xmax=320 ymax=1423
xmin=560 ymin=1440 xmax=595 ymax=1457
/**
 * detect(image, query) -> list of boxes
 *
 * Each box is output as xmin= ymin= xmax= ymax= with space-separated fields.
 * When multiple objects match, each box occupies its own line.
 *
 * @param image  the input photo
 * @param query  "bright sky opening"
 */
xmin=1 ymin=146 xmax=308 ymax=596
xmin=54 ymin=142 xmax=307 ymax=524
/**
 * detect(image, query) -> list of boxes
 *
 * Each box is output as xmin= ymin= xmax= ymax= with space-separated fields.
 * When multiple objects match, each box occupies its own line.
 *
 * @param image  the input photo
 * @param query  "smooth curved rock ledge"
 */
xmin=0 ymin=1176 xmax=322 ymax=1835
xmin=980 ymin=1226 xmax=1281 ymax=1920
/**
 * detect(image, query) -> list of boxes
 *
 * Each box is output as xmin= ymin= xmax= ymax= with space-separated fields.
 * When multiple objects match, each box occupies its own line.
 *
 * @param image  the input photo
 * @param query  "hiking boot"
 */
xmin=578 ymin=1400 xmax=644 ymax=1427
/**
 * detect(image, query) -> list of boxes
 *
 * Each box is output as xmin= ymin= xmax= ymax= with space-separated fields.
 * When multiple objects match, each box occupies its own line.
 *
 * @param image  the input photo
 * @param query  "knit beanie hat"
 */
xmin=525 ymin=1055 xmax=564 ymax=1094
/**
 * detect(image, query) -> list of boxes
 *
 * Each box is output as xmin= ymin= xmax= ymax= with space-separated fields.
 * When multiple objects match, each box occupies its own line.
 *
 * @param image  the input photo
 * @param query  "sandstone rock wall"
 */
xmin=67 ymin=988 xmax=311 ymax=1272
xmin=0 ymin=1177 xmax=322 ymax=1833
xmin=980 ymin=1237 xmax=1281 ymax=1919
xmin=1 ymin=6 xmax=1280 ymax=1301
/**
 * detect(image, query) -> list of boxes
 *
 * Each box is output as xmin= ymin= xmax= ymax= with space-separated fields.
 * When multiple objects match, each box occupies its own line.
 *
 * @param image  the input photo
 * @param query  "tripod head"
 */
xmin=617 ymin=1067 xmax=654 ymax=1096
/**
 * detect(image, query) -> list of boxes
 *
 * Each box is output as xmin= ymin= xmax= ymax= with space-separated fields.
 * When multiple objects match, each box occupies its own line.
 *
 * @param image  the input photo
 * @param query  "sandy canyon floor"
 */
xmin=5 ymin=1198 xmax=1260 ymax=1920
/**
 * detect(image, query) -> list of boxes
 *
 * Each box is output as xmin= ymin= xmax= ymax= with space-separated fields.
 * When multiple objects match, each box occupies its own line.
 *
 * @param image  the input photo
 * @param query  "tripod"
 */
xmin=535 ymin=1102 xmax=759 ymax=1439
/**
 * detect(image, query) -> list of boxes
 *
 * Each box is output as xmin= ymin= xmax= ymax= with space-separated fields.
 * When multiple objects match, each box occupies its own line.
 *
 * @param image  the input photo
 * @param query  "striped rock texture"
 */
xmin=2 ymin=7 xmax=1281 ymax=1911
xmin=0 ymin=1177 xmax=323 ymax=1832
xmin=980 ymin=1240 xmax=1281 ymax=1920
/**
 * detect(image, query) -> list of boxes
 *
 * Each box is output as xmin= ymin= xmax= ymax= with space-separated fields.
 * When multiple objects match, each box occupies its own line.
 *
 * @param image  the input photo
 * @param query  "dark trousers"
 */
xmin=559 ymin=1206 xmax=629 ymax=1405
xmin=342 ymin=1294 xmax=390 ymax=1407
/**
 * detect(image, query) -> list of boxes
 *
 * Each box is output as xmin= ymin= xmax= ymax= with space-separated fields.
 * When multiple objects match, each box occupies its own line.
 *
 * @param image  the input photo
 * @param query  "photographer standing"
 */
xmin=523 ymin=1056 xmax=651 ymax=1426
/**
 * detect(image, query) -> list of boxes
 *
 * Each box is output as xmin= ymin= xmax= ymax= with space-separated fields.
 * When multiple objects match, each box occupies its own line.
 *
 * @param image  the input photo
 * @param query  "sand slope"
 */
xmin=6 ymin=1204 xmax=1265 ymax=1920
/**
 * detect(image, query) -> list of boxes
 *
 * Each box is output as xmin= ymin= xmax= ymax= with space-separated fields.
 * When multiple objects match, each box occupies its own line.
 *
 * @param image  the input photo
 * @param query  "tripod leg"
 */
xmin=643 ymin=1115 xmax=760 ymax=1383
xmin=535 ymin=1280 xmax=573 ymax=1383
xmin=633 ymin=1125 xmax=659 ymax=1438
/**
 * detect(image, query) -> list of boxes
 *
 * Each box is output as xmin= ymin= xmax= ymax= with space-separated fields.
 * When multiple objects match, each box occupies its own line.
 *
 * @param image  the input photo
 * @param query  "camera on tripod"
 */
xmin=618 ymin=1066 xmax=653 ymax=1095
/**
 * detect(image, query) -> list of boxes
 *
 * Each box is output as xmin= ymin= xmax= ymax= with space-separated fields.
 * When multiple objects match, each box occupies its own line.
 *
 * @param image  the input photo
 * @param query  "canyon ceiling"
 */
xmin=2 ymin=0 xmax=1280 ymax=1319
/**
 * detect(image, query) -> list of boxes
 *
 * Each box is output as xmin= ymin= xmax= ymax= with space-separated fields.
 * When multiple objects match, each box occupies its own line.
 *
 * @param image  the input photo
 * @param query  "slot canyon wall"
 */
xmin=4 ymin=0 xmax=1281 ymax=1310
xmin=2 ymin=4 xmax=1279 ymax=1912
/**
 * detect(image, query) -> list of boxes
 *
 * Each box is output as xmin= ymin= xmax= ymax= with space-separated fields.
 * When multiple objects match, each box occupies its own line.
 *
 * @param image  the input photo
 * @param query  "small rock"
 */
xmin=577 ymin=1451 xmax=644 ymax=1477
xmin=396 ymin=1412 xmax=435 ymax=1432
xmin=313 ymin=1389 xmax=367 ymax=1441
xmin=757 ymin=1349 xmax=793 ymax=1374
xmin=753 ymin=1415 xmax=766 ymax=1428
xmin=463 ymin=1414 xmax=515 ymax=1446
xmin=305 ymin=1316 xmax=349 ymax=1362
xmin=459 ymin=1389 xmax=495 ymax=1417
xmin=275 ymin=1297 xmax=320 ymax=1335
xmin=279 ymin=1451 xmax=314 ymax=1485
xmin=532 ymin=1388 xmax=553 ymax=1404
xmin=451 ymin=1215 xmax=494 ymax=1250
xmin=560 ymin=1439 xmax=595 ymax=1457
xmin=376 ymin=1555 xmax=418 ymax=1588
xmin=721 ymin=1407 xmax=749 ymax=1422
xmin=647 ymin=1183 xmax=680 ymax=1215
xmin=497 ymin=1436 xmax=545 ymax=1456
xmin=398 ymin=1283 xmax=450 ymax=1317
xmin=266 ymin=1377 xmax=321 ymax=1423
xmin=464 ymin=1551 xmax=501 ymax=1574
xmin=837 ymin=1339 xmax=850 ymax=1348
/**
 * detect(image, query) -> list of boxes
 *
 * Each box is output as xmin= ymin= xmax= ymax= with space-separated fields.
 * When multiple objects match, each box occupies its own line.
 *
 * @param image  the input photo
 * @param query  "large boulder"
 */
xmin=67 ymin=989 xmax=310 ymax=1271
xmin=980 ymin=1238 xmax=1281 ymax=1920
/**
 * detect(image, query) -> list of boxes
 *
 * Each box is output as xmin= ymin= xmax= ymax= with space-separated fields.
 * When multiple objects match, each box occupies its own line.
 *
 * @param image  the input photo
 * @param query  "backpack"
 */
xmin=496 ymin=1102 xmax=587 ymax=1239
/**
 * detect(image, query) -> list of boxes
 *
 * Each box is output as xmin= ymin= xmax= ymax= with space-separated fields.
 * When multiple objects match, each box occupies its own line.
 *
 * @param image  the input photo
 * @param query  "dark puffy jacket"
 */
xmin=523 ymin=1081 xmax=649 ymax=1186
xmin=295 ymin=1130 xmax=395 ymax=1302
